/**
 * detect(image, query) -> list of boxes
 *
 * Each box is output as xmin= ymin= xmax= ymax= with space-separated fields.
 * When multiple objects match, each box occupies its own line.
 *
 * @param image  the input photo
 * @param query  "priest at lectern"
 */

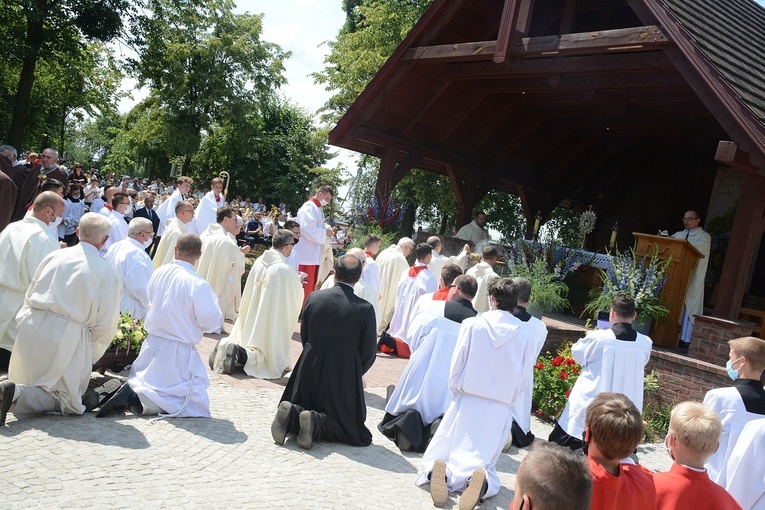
xmin=671 ymin=210 xmax=711 ymax=347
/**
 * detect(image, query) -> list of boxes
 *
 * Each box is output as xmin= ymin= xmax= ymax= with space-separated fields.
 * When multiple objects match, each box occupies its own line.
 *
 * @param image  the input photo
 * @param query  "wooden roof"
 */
xmin=328 ymin=0 xmax=765 ymax=214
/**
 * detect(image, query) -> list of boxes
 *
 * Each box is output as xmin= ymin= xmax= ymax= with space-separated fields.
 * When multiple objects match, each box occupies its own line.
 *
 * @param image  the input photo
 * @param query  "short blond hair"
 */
xmin=669 ymin=401 xmax=721 ymax=459
xmin=585 ymin=393 xmax=644 ymax=460
xmin=728 ymin=336 xmax=765 ymax=372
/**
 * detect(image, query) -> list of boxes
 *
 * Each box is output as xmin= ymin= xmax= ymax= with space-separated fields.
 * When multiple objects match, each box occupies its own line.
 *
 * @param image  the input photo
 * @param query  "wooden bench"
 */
xmin=739 ymin=294 xmax=765 ymax=338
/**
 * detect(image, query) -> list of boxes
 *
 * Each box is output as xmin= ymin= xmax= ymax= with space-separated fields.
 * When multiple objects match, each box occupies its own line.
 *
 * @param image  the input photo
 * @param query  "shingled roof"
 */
xmin=662 ymin=0 xmax=765 ymax=123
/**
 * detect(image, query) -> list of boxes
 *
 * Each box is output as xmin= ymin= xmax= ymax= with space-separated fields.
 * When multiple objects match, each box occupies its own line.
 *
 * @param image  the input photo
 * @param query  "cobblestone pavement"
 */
xmin=0 ymin=327 xmax=672 ymax=509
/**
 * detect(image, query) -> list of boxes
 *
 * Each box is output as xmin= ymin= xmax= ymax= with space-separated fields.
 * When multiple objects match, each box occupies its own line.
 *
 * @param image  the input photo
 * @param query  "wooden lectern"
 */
xmin=633 ymin=233 xmax=704 ymax=347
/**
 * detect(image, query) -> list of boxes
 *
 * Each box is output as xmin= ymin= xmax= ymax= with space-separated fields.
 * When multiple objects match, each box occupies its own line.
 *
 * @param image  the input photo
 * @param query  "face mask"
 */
xmin=72 ymin=194 xmax=80 ymax=199
xmin=51 ymin=215 xmax=63 ymax=228
xmin=726 ymin=357 xmax=743 ymax=381
xmin=663 ymin=433 xmax=674 ymax=460
xmin=320 ymin=198 xmax=329 ymax=207
xmin=142 ymin=237 xmax=153 ymax=249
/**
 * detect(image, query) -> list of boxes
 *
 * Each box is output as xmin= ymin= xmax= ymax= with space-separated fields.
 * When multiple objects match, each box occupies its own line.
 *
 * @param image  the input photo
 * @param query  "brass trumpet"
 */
xmin=219 ymin=171 xmax=230 ymax=197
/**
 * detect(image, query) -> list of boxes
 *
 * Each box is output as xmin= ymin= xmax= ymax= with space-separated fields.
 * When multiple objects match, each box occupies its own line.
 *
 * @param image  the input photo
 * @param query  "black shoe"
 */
xmin=223 ymin=344 xmax=246 ymax=375
xmin=297 ymin=410 xmax=314 ymax=450
xmin=82 ymin=378 xmax=122 ymax=412
xmin=385 ymin=384 xmax=395 ymax=405
xmin=271 ymin=401 xmax=293 ymax=445
xmin=396 ymin=429 xmax=412 ymax=452
xmin=96 ymin=383 xmax=135 ymax=417
xmin=0 ymin=381 xmax=15 ymax=426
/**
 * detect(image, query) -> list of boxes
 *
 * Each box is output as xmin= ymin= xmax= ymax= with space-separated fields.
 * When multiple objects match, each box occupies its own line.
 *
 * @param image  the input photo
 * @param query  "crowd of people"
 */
xmin=0 ymin=144 xmax=763 ymax=510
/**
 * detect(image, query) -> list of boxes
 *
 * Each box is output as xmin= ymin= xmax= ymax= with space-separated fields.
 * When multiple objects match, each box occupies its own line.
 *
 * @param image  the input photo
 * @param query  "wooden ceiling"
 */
xmin=329 ymin=0 xmax=765 ymax=224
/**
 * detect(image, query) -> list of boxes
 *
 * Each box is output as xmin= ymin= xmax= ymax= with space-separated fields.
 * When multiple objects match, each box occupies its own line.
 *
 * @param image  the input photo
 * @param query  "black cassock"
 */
xmin=281 ymin=283 xmax=377 ymax=446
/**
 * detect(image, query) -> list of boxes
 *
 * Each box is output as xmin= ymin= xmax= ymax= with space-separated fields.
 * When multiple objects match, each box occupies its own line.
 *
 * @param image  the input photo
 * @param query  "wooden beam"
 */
xmin=713 ymin=172 xmax=765 ymax=319
xmin=402 ymin=80 xmax=454 ymax=134
xmin=403 ymin=41 xmax=496 ymax=62
xmin=714 ymin=141 xmax=759 ymax=173
xmin=374 ymin=149 xmax=421 ymax=198
xmin=436 ymin=90 xmax=488 ymax=145
xmin=467 ymin=101 xmax=520 ymax=151
xmin=494 ymin=0 xmax=523 ymax=64
xmin=492 ymin=115 xmax=548 ymax=164
xmin=516 ymin=25 xmax=670 ymax=57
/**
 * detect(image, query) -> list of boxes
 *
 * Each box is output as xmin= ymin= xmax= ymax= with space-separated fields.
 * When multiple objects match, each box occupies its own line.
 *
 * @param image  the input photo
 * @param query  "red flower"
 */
xmin=535 ymin=410 xmax=544 ymax=417
xmin=534 ymin=362 xmax=545 ymax=370
xmin=565 ymin=389 xmax=572 ymax=398
xmin=572 ymin=367 xmax=580 ymax=375
xmin=558 ymin=371 xmax=569 ymax=380
xmin=551 ymin=356 xmax=564 ymax=367
xmin=564 ymin=358 xmax=576 ymax=366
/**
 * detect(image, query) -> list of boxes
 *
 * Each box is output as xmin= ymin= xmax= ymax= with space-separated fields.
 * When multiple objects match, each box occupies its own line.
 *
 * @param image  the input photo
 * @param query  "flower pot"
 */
xmin=633 ymin=317 xmax=653 ymax=336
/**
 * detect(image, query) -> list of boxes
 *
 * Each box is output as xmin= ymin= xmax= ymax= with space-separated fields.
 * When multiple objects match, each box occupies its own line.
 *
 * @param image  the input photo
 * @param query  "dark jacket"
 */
xmin=133 ymin=205 xmax=160 ymax=233
xmin=444 ymin=296 xmax=478 ymax=324
xmin=281 ymin=283 xmax=377 ymax=446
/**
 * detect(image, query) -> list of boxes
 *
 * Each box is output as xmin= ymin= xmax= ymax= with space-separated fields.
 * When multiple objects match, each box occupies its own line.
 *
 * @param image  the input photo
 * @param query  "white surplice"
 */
xmin=510 ymin=315 xmax=548 ymax=436
xmin=376 ymin=245 xmax=411 ymax=334
xmin=703 ymin=384 xmax=765 ymax=486
xmin=363 ymin=254 xmax=381 ymax=297
xmin=386 ymin=315 xmax=461 ymax=424
xmin=0 ymin=217 xmax=59 ymax=352
xmin=724 ymin=418 xmax=765 ymax=510
xmin=212 ymin=249 xmax=302 ymax=379
xmin=104 ymin=237 xmax=154 ymax=320
xmin=293 ymin=199 xmax=326 ymax=265
xmin=128 ymin=261 xmax=222 ymax=417
xmin=672 ymin=227 xmax=711 ymax=323
xmin=388 ymin=265 xmax=437 ymax=343
xmin=155 ymin=189 xmax=184 ymax=237
xmin=454 ymin=220 xmax=489 ymax=244
xmin=196 ymin=223 xmax=244 ymax=323
xmin=8 ymin=243 xmax=119 ymax=414
xmin=152 ymin=218 xmax=188 ymax=269
xmin=416 ymin=310 xmax=535 ymax=498
xmin=192 ymin=190 xmax=225 ymax=235
xmin=428 ymin=249 xmax=468 ymax=280
xmin=466 ymin=261 xmax=499 ymax=313
xmin=102 ymin=210 xmax=128 ymax=255
xmin=556 ymin=328 xmax=653 ymax=440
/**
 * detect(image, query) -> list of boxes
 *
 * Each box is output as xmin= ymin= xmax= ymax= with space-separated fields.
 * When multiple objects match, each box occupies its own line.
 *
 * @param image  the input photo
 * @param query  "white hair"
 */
xmin=346 ymin=247 xmax=367 ymax=266
xmin=397 ymin=237 xmax=414 ymax=249
xmin=78 ymin=213 xmax=113 ymax=244
xmin=128 ymin=217 xmax=153 ymax=236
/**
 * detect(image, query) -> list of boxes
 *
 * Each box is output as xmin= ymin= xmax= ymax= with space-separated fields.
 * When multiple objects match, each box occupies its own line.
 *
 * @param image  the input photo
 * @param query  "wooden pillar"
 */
xmin=517 ymin=184 xmax=562 ymax=240
xmin=446 ymin=164 xmax=478 ymax=231
xmin=713 ymin=142 xmax=765 ymax=319
xmin=374 ymin=148 xmax=420 ymax=199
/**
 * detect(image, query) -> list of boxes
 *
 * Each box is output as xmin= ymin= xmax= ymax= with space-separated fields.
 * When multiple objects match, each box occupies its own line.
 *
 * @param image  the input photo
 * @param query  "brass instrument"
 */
xmin=219 ymin=171 xmax=230 ymax=197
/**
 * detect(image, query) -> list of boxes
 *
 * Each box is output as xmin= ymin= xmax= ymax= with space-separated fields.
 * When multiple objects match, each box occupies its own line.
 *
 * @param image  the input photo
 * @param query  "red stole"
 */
xmin=309 ymin=197 xmax=321 ymax=208
xmin=365 ymin=251 xmax=374 ymax=259
xmin=433 ymin=287 xmax=450 ymax=301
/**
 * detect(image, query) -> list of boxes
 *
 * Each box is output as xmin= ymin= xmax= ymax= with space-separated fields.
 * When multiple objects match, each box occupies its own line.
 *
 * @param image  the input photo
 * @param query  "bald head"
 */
xmin=104 ymin=186 xmax=120 ymax=203
xmin=427 ymin=235 xmax=441 ymax=252
xmin=32 ymin=191 xmax=65 ymax=224
xmin=346 ymin=247 xmax=367 ymax=267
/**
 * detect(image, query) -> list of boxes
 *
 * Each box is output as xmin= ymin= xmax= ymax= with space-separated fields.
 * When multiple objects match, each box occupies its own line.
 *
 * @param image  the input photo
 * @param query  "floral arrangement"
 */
xmin=110 ymin=312 xmax=147 ymax=354
xmin=532 ymin=342 xmax=581 ymax=421
xmin=505 ymin=239 xmax=592 ymax=282
xmin=354 ymin=194 xmax=406 ymax=229
xmin=584 ymin=244 xmax=670 ymax=322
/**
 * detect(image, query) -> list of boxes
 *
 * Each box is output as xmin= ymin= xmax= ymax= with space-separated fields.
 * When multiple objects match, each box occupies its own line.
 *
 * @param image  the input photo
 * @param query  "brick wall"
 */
xmin=688 ymin=315 xmax=754 ymax=366
xmin=647 ymin=348 xmax=731 ymax=403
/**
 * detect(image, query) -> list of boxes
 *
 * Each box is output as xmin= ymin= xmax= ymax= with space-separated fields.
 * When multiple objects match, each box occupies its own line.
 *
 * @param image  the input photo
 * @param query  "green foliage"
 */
xmin=477 ymin=191 xmax=527 ymax=243
xmin=541 ymin=207 xmax=584 ymax=249
xmin=533 ymin=342 xmax=581 ymax=421
xmin=126 ymin=0 xmax=288 ymax=174
xmin=642 ymin=371 xmax=673 ymax=442
xmin=313 ymin=0 xmax=432 ymax=123
xmin=584 ymin=244 xmax=671 ymax=322
xmin=111 ymin=312 xmax=147 ymax=354
xmin=511 ymin=259 xmax=570 ymax=312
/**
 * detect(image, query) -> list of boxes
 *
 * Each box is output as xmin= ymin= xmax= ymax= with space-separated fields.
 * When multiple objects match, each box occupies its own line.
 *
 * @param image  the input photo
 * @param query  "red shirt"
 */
xmin=589 ymin=457 xmax=656 ymax=510
xmin=654 ymin=463 xmax=742 ymax=510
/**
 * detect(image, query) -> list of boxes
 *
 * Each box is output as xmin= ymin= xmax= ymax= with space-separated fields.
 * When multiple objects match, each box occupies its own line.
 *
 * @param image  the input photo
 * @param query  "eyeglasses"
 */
xmin=682 ymin=217 xmax=698 ymax=221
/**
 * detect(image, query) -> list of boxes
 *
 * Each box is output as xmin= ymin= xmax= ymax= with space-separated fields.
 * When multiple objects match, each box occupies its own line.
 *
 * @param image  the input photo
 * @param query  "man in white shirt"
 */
xmin=97 ymin=233 xmax=222 ymax=418
xmin=101 ymin=192 xmax=130 ymax=255
xmin=192 ymin=177 xmax=225 ymax=235
xmin=293 ymin=185 xmax=333 ymax=306
xmin=466 ymin=245 xmax=501 ymax=313
xmin=1 ymin=213 xmax=119 ymax=423
xmin=155 ymin=176 xmax=192 ymax=238
xmin=427 ymin=235 xmax=469 ymax=278
xmin=104 ymin=217 xmax=155 ymax=320
xmin=671 ymin=210 xmax=711 ymax=346
xmin=362 ymin=234 xmax=382 ymax=296
xmin=0 ymin=192 xmax=63 ymax=368
xmin=455 ymin=210 xmax=490 ymax=246
xmin=152 ymin=201 xmax=195 ymax=268
xmin=376 ymin=237 xmax=414 ymax=334
xmin=549 ymin=294 xmax=653 ymax=450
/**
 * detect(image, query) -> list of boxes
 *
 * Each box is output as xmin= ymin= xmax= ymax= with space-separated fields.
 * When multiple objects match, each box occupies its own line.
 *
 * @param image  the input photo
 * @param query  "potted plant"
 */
xmin=93 ymin=312 xmax=147 ymax=373
xmin=532 ymin=342 xmax=582 ymax=421
xmin=584 ymin=244 xmax=670 ymax=333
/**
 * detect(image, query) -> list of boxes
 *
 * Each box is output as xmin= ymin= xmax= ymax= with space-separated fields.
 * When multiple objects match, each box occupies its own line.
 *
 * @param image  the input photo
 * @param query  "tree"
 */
xmin=2 ymin=0 xmax=131 ymax=148
xmin=127 ymin=0 xmax=288 ymax=175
